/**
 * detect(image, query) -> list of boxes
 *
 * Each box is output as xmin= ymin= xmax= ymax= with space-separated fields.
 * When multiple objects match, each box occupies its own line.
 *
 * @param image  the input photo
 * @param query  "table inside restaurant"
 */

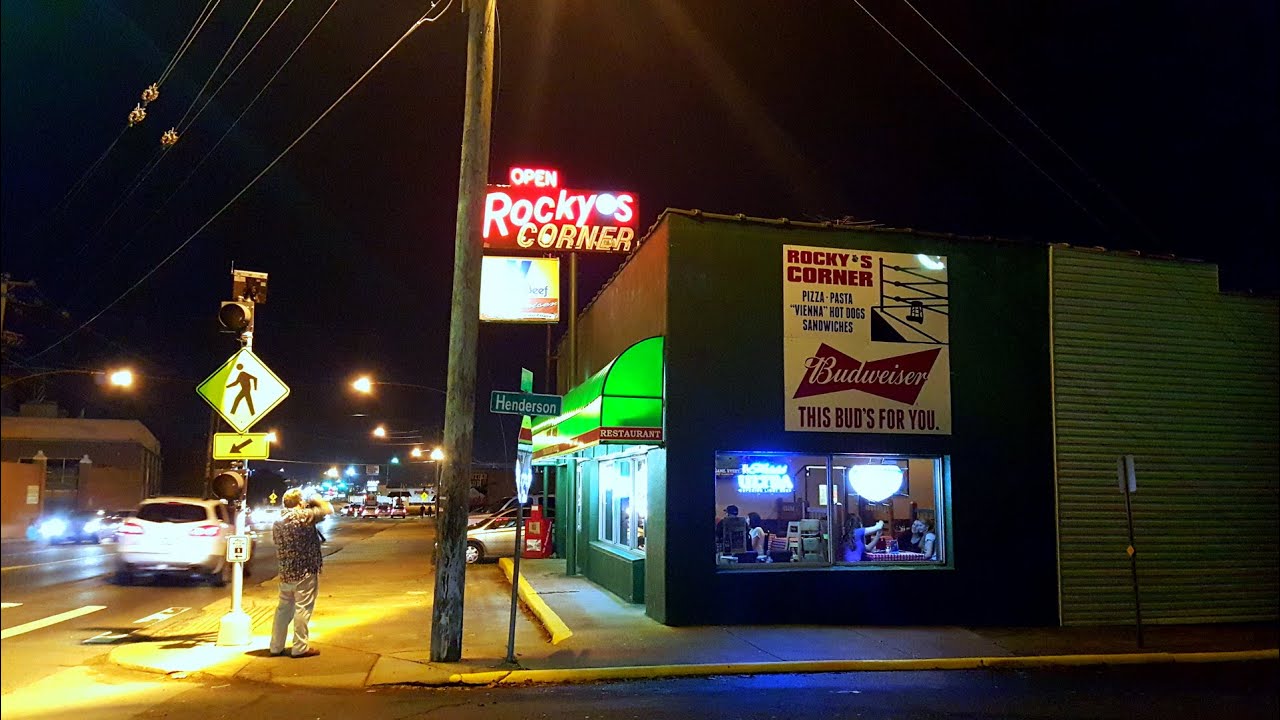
xmin=864 ymin=550 xmax=929 ymax=562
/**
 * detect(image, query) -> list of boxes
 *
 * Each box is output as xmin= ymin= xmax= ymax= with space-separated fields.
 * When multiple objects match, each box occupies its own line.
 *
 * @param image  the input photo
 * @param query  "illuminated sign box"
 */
xmin=480 ymin=256 xmax=561 ymax=323
xmin=481 ymin=167 xmax=639 ymax=254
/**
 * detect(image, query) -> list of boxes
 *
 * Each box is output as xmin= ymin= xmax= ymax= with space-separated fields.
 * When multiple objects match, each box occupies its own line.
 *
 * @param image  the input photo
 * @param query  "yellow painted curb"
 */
xmin=498 ymin=558 xmax=573 ymax=645
xmin=448 ymin=649 xmax=1279 ymax=685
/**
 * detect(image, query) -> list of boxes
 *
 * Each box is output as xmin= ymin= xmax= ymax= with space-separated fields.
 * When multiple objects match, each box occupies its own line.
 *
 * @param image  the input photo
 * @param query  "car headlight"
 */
xmin=39 ymin=518 xmax=68 ymax=538
xmin=84 ymin=519 xmax=102 ymax=533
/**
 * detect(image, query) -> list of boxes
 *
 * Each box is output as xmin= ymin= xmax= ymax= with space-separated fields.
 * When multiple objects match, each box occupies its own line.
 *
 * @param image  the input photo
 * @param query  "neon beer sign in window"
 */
xmin=481 ymin=167 xmax=639 ymax=254
xmin=737 ymin=462 xmax=793 ymax=494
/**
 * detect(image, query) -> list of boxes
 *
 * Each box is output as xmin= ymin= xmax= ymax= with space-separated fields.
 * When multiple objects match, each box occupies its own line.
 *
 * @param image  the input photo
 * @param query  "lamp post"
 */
xmin=1 ymin=367 xmax=134 ymax=389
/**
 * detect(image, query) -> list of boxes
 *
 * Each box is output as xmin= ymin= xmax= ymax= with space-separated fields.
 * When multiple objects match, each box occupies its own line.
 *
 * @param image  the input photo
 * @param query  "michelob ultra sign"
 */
xmin=479 ymin=256 xmax=560 ymax=323
xmin=481 ymin=167 xmax=638 ymax=254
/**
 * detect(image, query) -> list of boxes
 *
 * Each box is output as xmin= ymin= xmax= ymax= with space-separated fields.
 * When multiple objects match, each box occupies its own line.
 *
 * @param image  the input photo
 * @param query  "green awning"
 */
xmin=532 ymin=336 xmax=664 ymax=460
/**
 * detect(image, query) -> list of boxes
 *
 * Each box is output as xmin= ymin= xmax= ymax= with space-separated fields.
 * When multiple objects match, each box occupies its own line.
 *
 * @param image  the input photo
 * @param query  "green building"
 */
xmin=531 ymin=210 xmax=1278 ymax=627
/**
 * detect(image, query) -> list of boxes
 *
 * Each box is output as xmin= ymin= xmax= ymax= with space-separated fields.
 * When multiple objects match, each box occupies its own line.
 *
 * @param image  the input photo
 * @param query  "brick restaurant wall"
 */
xmin=0 ymin=462 xmax=44 ymax=538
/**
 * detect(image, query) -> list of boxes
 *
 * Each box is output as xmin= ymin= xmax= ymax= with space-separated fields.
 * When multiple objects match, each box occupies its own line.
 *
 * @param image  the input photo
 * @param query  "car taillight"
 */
xmin=118 ymin=521 xmax=144 ymax=535
xmin=189 ymin=524 xmax=221 ymax=537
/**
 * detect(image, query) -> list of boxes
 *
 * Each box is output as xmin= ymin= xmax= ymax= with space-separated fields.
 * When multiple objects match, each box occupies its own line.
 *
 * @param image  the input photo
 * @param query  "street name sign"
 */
xmin=212 ymin=433 xmax=270 ymax=460
xmin=490 ymin=390 xmax=561 ymax=416
xmin=196 ymin=348 xmax=290 ymax=433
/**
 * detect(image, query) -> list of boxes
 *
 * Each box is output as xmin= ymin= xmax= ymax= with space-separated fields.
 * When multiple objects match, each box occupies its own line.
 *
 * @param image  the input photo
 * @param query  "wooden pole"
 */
xmin=431 ymin=0 xmax=496 ymax=663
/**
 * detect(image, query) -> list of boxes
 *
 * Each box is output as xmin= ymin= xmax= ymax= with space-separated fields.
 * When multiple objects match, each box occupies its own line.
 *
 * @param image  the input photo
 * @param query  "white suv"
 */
xmin=115 ymin=497 xmax=251 ymax=586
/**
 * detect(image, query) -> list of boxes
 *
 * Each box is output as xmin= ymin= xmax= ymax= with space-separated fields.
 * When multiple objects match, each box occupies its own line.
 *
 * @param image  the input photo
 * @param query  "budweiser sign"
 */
xmin=793 ymin=344 xmax=940 ymax=405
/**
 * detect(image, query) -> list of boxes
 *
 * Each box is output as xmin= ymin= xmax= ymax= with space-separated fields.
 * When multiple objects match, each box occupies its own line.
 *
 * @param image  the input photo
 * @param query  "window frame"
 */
xmin=714 ymin=451 xmax=948 ymax=570
xmin=597 ymin=452 xmax=647 ymax=553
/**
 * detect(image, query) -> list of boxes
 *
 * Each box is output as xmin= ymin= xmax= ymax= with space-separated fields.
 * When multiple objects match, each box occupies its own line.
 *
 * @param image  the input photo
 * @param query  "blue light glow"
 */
xmin=737 ymin=462 xmax=793 ymax=494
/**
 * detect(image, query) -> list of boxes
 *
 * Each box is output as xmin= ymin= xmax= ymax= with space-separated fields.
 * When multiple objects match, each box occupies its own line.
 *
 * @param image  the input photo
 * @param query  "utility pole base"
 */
xmin=216 ymin=610 xmax=252 ymax=646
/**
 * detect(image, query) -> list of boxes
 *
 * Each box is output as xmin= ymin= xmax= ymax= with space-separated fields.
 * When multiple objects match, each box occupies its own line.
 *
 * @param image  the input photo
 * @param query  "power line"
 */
xmin=849 ymin=0 xmax=1113 ymax=236
xmin=897 ymin=0 xmax=1159 ymax=242
xmin=27 ymin=3 xmax=453 ymax=361
xmin=70 ymin=0 xmax=331 ymax=308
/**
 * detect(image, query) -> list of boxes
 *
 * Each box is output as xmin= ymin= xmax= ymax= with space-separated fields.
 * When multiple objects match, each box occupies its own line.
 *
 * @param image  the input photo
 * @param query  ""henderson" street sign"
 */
xmin=490 ymin=390 xmax=562 ymax=417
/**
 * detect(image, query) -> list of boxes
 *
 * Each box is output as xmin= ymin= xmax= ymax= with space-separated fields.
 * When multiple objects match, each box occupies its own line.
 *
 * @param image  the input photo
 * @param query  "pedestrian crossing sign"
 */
xmin=196 ymin=348 xmax=290 ymax=433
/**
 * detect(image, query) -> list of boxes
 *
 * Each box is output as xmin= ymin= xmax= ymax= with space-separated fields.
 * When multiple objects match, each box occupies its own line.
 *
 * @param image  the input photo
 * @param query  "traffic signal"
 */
xmin=211 ymin=470 xmax=246 ymax=501
xmin=218 ymin=301 xmax=253 ymax=333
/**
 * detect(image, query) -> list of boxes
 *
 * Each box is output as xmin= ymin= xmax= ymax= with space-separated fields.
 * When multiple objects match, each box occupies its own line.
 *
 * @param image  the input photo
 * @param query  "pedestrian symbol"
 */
xmin=197 ymin=348 xmax=290 ymax=433
xmin=269 ymin=492 xmax=278 ymax=505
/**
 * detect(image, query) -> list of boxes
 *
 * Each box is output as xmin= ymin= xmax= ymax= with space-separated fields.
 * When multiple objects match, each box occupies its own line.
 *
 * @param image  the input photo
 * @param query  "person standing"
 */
xmin=270 ymin=489 xmax=331 ymax=658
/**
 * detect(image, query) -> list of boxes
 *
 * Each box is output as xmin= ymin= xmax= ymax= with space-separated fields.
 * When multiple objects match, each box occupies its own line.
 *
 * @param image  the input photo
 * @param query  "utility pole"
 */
xmin=431 ymin=0 xmax=496 ymax=663
xmin=1 ymin=274 xmax=37 ymax=352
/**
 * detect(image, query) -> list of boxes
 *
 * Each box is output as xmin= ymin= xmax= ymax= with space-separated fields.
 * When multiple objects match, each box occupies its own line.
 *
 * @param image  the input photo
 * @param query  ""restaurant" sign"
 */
xmin=481 ymin=167 xmax=639 ymax=254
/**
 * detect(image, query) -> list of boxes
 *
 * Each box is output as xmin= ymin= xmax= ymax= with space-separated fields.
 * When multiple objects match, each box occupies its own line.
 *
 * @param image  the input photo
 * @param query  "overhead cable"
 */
xmin=849 ymin=0 xmax=1113 ymax=236
xmin=28 ymin=4 xmax=453 ymax=361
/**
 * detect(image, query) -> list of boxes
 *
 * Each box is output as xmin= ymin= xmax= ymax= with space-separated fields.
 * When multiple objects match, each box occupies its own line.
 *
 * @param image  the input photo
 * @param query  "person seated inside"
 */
xmin=897 ymin=519 xmax=938 ymax=558
xmin=716 ymin=505 xmax=749 ymax=554
xmin=747 ymin=511 xmax=767 ymax=555
xmin=840 ymin=515 xmax=884 ymax=562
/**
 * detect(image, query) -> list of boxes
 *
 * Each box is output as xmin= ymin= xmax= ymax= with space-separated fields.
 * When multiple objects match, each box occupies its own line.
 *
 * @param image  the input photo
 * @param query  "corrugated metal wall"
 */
xmin=1051 ymin=246 xmax=1279 ymax=624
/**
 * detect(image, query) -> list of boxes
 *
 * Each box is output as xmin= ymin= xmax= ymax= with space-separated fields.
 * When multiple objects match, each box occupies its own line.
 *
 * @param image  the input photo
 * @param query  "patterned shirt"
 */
xmin=273 ymin=507 xmax=326 ymax=582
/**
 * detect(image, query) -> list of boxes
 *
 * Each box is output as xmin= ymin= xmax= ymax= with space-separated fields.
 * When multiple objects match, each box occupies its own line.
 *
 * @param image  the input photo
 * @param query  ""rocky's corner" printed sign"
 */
xmin=782 ymin=244 xmax=951 ymax=435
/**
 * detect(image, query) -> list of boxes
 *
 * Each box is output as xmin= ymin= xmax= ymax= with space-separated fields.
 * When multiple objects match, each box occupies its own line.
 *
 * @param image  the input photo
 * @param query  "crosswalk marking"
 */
xmin=133 ymin=607 xmax=189 ymax=624
xmin=1 ymin=602 xmax=22 ymax=609
xmin=1 ymin=605 xmax=107 ymax=640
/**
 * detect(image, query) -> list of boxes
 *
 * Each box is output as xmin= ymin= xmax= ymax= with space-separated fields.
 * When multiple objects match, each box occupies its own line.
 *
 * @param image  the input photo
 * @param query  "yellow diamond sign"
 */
xmin=197 ymin=348 xmax=290 ymax=433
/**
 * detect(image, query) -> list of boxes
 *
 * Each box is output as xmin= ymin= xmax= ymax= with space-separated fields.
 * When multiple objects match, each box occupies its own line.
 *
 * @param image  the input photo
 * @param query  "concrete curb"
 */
xmin=448 ymin=649 xmax=1280 ymax=686
xmin=497 ymin=558 xmax=573 ymax=645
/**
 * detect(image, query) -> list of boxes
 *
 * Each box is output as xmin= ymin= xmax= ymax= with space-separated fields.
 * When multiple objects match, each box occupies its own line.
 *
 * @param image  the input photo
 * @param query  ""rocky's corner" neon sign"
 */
xmin=482 ymin=167 xmax=639 ymax=254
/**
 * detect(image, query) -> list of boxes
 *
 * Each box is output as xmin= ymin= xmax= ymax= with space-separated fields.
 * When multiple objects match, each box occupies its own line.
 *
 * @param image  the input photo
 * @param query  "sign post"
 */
xmin=1118 ymin=454 xmax=1143 ymax=647
xmin=504 ymin=369 xmax=537 ymax=664
xmin=199 ymin=339 xmax=289 ymax=647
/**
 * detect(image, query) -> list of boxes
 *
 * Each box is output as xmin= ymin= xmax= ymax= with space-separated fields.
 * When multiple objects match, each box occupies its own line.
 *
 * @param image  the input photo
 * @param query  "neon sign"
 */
xmin=737 ymin=462 xmax=793 ymax=494
xmin=482 ymin=168 xmax=639 ymax=254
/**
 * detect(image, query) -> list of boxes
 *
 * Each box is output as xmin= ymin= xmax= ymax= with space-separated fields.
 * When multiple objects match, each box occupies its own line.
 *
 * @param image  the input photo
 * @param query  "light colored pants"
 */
xmin=270 ymin=573 xmax=318 ymax=656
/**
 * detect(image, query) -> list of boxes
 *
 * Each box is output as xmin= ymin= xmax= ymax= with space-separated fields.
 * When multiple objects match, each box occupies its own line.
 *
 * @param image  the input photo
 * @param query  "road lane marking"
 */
xmin=1 ymin=602 xmax=22 ymax=609
xmin=1 ymin=555 xmax=111 ymax=572
xmin=1 ymin=605 xmax=107 ymax=640
xmin=83 ymin=630 xmax=132 ymax=645
xmin=133 ymin=607 xmax=190 ymax=624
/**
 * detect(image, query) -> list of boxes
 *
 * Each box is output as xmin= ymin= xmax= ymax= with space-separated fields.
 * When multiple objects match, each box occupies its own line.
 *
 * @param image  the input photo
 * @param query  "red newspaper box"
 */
xmin=522 ymin=504 xmax=552 ymax=558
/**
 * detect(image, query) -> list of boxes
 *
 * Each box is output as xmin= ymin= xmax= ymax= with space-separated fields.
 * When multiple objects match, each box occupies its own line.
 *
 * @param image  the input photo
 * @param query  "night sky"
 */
xmin=2 ymin=1 xmax=1276 ymax=490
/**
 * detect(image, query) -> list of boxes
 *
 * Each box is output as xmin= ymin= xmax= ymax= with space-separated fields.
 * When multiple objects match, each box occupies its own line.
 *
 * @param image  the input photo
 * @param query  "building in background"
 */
xmin=1 ymin=406 xmax=161 ymax=537
xmin=532 ymin=209 xmax=1278 ymax=628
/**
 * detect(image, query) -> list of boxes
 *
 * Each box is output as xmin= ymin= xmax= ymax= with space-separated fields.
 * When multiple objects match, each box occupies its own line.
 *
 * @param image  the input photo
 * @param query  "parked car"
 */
xmin=377 ymin=503 xmax=393 ymax=518
xmin=34 ymin=511 xmax=108 ymax=544
xmin=465 ymin=510 xmax=521 ymax=564
xmin=359 ymin=503 xmax=380 ymax=519
xmin=388 ymin=502 xmax=407 ymax=519
xmin=467 ymin=494 xmax=555 ymax=526
xmin=340 ymin=503 xmax=359 ymax=517
xmin=114 ymin=497 xmax=253 ymax=586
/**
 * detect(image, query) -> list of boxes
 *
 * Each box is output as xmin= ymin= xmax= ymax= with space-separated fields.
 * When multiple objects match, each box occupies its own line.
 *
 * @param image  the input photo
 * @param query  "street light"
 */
xmin=326 ymin=467 xmax=339 ymax=479
xmin=411 ymin=447 xmax=423 ymax=458
xmin=350 ymin=375 xmax=445 ymax=395
xmin=430 ymin=447 xmax=445 ymax=461
xmin=373 ymin=425 xmax=388 ymax=439
xmin=265 ymin=431 xmax=278 ymax=444
xmin=1 ymin=366 xmax=136 ymax=389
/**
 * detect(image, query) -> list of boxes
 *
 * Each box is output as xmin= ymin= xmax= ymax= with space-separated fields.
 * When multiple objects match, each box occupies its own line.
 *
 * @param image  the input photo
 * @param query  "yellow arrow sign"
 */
xmin=213 ymin=433 xmax=271 ymax=460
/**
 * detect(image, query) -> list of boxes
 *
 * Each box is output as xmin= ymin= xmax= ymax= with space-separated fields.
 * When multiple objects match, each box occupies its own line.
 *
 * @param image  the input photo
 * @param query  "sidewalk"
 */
xmin=109 ymin=521 xmax=1279 ymax=688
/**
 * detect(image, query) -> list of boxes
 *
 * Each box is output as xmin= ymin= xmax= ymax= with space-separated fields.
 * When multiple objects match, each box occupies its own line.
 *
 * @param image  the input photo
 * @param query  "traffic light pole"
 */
xmin=431 ymin=0 xmax=496 ymax=663
xmin=217 ymin=307 xmax=255 ymax=646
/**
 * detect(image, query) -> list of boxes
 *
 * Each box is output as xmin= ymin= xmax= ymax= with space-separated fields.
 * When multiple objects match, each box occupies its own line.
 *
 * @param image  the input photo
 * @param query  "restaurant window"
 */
xmin=598 ymin=453 xmax=647 ymax=552
xmin=714 ymin=452 xmax=946 ymax=568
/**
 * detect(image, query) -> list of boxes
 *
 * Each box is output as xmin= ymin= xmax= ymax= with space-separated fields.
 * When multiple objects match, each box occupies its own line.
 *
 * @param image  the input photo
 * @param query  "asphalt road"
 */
xmin=3 ymin=659 xmax=1276 ymax=720
xmin=0 ymin=513 xmax=381 ymax=695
